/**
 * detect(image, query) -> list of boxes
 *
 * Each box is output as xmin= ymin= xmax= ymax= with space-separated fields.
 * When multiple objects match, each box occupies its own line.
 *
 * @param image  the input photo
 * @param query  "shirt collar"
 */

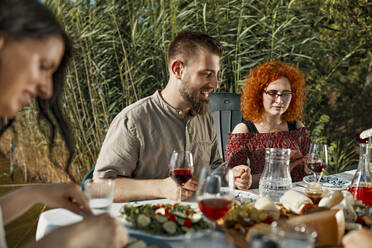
xmin=153 ymin=90 xmax=193 ymax=120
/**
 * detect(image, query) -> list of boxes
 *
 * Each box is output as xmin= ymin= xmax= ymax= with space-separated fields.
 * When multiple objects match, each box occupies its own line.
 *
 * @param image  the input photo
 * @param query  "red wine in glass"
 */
xmin=197 ymin=165 xmax=234 ymax=238
xmin=168 ymin=151 xmax=194 ymax=202
xmin=306 ymin=144 xmax=328 ymax=181
xmin=306 ymin=162 xmax=326 ymax=173
xmin=170 ymin=168 xmax=192 ymax=186
xmin=198 ymin=198 xmax=233 ymax=221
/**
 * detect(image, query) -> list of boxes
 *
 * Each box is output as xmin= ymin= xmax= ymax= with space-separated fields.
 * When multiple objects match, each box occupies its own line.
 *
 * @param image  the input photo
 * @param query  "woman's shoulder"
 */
xmin=232 ymin=122 xmax=249 ymax=134
xmin=295 ymin=120 xmax=305 ymax=128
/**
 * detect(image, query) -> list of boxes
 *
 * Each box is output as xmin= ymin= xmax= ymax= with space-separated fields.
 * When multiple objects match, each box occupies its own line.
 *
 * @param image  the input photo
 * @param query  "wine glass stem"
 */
xmin=210 ymin=221 xmax=219 ymax=240
xmin=314 ymin=172 xmax=317 ymax=182
xmin=211 ymin=220 xmax=216 ymax=232
xmin=177 ymin=185 xmax=181 ymax=202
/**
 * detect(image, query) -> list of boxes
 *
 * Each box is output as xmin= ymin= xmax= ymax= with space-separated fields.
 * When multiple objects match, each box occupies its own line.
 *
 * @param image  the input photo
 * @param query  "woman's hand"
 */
xmin=232 ymin=165 xmax=252 ymax=190
xmin=289 ymin=150 xmax=304 ymax=171
xmin=32 ymin=213 xmax=128 ymax=248
xmin=34 ymin=183 xmax=93 ymax=216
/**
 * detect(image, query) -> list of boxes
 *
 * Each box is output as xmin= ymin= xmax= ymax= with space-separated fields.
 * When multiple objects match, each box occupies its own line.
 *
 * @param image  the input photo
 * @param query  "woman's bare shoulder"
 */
xmin=296 ymin=120 xmax=305 ymax=128
xmin=232 ymin=122 xmax=249 ymax=134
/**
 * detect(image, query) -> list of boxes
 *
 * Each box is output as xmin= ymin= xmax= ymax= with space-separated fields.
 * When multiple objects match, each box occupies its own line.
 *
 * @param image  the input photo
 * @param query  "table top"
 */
xmin=36 ymin=170 xmax=356 ymax=248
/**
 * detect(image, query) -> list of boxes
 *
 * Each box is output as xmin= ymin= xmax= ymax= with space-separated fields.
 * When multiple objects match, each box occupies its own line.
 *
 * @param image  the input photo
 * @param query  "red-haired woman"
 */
xmin=225 ymin=61 xmax=312 ymax=189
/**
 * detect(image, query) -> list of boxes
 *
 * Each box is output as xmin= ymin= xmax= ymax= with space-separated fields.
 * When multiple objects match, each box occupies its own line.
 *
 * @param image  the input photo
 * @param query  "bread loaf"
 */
xmin=279 ymin=190 xmax=313 ymax=215
xmin=255 ymin=197 xmax=280 ymax=220
xmin=318 ymin=190 xmax=343 ymax=208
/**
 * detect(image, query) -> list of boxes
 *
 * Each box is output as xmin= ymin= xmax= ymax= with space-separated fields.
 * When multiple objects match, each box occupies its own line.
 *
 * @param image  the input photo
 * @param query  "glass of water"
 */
xmin=84 ymin=178 xmax=115 ymax=215
xmin=272 ymin=222 xmax=317 ymax=248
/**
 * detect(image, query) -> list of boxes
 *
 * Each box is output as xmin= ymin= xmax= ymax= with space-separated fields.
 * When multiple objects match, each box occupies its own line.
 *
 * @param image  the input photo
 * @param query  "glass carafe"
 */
xmin=259 ymin=148 xmax=292 ymax=202
xmin=348 ymin=143 xmax=372 ymax=206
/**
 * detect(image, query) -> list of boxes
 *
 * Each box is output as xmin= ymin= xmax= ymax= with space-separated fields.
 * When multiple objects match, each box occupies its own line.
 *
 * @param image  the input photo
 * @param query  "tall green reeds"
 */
xmin=1 ymin=0 xmax=369 ymax=182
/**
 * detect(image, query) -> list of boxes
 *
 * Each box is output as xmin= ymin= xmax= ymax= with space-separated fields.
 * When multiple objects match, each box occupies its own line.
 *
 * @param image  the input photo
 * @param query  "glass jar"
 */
xmin=305 ymin=182 xmax=324 ymax=205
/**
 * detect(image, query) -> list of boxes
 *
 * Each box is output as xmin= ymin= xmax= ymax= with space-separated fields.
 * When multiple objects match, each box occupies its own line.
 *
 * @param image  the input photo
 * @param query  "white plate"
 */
xmin=128 ymin=233 xmax=172 ymax=247
xmin=127 ymin=227 xmax=211 ymax=241
xmin=303 ymin=175 xmax=350 ymax=189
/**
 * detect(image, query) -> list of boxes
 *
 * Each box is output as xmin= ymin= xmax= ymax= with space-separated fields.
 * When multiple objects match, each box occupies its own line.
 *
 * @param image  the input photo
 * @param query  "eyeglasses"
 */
xmin=263 ymin=90 xmax=293 ymax=101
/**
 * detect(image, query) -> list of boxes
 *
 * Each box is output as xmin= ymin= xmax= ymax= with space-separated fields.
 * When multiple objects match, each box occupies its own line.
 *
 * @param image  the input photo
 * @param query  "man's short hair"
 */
xmin=167 ymin=30 xmax=223 ymax=67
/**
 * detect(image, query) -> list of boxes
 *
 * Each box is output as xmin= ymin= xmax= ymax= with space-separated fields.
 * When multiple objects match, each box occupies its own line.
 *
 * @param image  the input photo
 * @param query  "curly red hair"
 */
xmin=241 ymin=61 xmax=306 ymax=122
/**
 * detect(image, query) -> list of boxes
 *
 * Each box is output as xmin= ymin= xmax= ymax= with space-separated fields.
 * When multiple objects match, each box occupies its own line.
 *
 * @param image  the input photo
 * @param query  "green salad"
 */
xmin=120 ymin=203 xmax=210 ymax=236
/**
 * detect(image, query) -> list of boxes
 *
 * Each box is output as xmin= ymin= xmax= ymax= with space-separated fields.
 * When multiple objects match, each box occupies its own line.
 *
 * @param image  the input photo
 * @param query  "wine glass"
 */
xmin=305 ymin=144 xmax=328 ymax=181
xmin=196 ymin=165 xmax=234 ymax=236
xmin=168 ymin=150 xmax=194 ymax=202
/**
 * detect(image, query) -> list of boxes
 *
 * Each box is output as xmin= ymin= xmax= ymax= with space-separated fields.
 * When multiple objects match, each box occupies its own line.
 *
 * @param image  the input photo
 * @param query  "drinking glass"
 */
xmin=84 ymin=178 xmax=115 ymax=215
xmin=305 ymin=144 xmax=328 ymax=181
xmin=168 ymin=150 xmax=194 ymax=202
xmin=196 ymin=165 xmax=234 ymax=235
xmin=272 ymin=222 xmax=317 ymax=248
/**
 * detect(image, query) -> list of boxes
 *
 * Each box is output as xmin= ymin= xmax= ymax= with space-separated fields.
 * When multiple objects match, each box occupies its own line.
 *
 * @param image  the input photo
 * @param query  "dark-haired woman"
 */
xmin=225 ymin=61 xmax=312 ymax=189
xmin=0 ymin=0 xmax=128 ymax=247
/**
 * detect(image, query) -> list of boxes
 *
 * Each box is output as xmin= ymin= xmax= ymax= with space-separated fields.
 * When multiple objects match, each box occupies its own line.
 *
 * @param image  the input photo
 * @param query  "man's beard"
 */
xmin=179 ymin=80 xmax=209 ymax=115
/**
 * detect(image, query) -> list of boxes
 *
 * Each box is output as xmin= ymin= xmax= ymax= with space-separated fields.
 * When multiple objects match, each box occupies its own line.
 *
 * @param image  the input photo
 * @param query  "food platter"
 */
xmin=119 ymin=202 xmax=211 ymax=241
xmin=303 ymin=175 xmax=350 ymax=189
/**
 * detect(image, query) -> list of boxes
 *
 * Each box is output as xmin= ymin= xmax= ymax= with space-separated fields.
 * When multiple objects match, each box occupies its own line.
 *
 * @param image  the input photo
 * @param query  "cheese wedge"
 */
xmin=287 ymin=209 xmax=345 ymax=247
xmin=280 ymin=190 xmax=313 ymax=214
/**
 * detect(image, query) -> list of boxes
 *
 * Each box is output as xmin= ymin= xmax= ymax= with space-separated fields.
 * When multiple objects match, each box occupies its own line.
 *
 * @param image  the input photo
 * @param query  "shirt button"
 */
xmin=178 ymin=111 xmax=183 ymax=115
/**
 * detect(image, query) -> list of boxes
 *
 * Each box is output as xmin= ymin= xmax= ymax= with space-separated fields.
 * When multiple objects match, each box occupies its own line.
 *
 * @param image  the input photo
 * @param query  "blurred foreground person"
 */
xmin=342 ymin=228 xmax=372 ymax=248
xmin=0 ymin=0 xmax=128 ymax=247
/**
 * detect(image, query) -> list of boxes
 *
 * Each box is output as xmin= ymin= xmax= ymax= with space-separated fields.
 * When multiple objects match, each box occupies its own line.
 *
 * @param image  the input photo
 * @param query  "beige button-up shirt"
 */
xmin=94 ymin=90 xmax=223 ymax=179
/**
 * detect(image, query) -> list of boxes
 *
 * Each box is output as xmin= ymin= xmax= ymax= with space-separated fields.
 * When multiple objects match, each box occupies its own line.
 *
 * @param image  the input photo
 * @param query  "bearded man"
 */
xmin=93 ymin=30 xmax=251 ymax=202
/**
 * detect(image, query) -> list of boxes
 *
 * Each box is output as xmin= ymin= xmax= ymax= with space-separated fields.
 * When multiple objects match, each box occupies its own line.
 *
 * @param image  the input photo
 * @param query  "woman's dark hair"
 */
xmin=0 ymin=0 xmax=76 ymax=182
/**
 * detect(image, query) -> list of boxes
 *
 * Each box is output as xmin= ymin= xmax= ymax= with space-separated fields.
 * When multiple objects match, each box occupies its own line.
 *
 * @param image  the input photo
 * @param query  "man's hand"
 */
xmin=232 ymin=165 xmax=252 ymax=190
xmin=161 ymin=177 xmax=197 ymax=201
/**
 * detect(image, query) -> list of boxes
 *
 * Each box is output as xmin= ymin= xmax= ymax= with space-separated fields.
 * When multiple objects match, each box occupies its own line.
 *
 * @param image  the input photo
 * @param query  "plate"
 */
xmin=234 ymin=190 xmax=258 ymax=203
xmin=127 ymin=227 xmax=210 ymax=241
xmin=128 ymin=233 xmax=172 ymax=247
xmin=303 ymin=175 xmax=350 ymax=189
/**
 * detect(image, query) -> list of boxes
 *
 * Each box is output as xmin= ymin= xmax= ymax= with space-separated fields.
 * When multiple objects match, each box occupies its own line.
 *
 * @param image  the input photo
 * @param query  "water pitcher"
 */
xmin=259 ymin=148 xmax=292 ymax=202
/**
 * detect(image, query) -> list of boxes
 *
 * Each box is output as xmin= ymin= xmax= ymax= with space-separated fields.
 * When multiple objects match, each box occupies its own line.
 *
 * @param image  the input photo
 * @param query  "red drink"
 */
xmin=170 ymin=168 xmax=192 ymax=186
xmin=349 ymin=186 xmax=372 ymax=206
xmin=198 ymin=198 xmax=232 ymax=221
xmin=306 ymin=162 xmax=326 ymax=173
